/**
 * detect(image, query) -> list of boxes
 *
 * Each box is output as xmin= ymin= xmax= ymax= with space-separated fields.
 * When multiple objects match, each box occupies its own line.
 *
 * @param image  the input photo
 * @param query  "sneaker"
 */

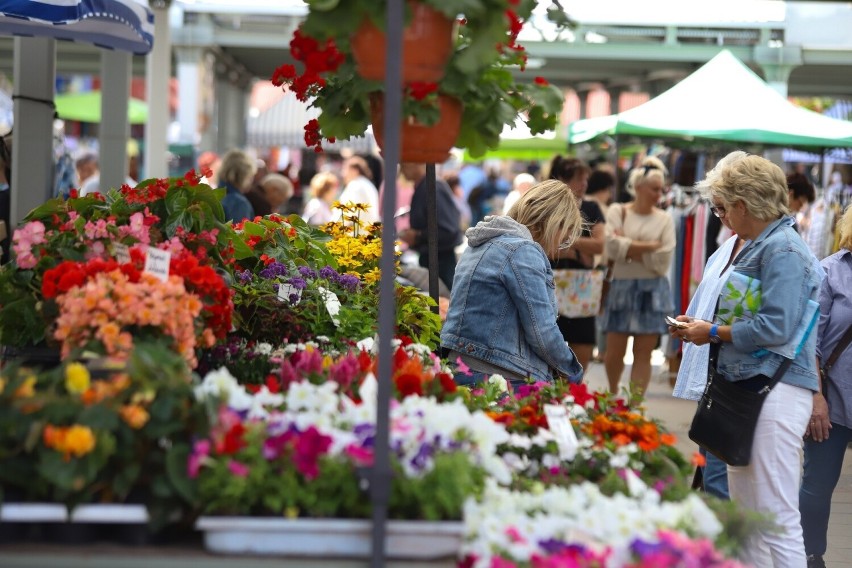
xmin=807 ymin=554 xmax=826 ymax=568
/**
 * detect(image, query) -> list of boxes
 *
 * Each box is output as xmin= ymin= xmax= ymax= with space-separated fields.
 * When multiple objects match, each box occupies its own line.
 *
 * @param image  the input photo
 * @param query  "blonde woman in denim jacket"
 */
xmin=677 ymin=154 xmax=823 ymax=568
xmin=442 ymin=180 xmax=584 ymax=387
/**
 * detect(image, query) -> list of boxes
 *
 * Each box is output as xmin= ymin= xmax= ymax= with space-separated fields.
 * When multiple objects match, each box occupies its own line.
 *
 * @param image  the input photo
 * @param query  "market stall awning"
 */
xmin=247 ymin=91 xmax=375 ymax=153
xmin=55 ymin=90 xmax=147 ymax=124
xmin=0 ymin=0 xmax=154 ymax=54
xmin=568 ymin=50 xmax=852 ymax=148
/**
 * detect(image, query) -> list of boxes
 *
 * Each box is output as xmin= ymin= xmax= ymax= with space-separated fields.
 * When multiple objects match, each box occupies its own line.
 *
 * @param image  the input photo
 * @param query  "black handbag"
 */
xmin=688 ymin=346 xmax=792 ymax=467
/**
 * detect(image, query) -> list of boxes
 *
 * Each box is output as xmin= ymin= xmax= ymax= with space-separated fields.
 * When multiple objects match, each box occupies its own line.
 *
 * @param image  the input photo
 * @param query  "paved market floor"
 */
xmin=583 ymin=351 xmax=852 ymax=568
xmin=1 ymin=352 xmax=850 ymax=567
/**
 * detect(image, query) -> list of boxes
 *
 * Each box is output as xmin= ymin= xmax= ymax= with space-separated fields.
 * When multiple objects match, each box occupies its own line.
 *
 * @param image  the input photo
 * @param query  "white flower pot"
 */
xmin=0 ymin=503 xmax=149 ymax=523
xmin=196 ymin=516 xmax=464 ymax=560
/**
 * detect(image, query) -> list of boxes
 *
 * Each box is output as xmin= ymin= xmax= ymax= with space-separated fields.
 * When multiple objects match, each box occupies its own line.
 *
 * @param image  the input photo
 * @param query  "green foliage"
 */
xmin=395 ymin=285 xmax=442 ymax=349
xmin=0 ymin=340 xmax=207 ymax=527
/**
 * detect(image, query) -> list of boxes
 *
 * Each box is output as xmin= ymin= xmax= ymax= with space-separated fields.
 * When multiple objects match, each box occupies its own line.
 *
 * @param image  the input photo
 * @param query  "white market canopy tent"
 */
xmin=568 ymin=50 xmax=852 ymax=149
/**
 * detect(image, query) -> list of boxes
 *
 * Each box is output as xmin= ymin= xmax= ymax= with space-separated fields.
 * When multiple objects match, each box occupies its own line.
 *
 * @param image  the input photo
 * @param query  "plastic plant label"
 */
xmin=112 ymin=243 xmax=131 ymax=264
xmin=318 ymin=286 xmax=341 ymax=326
xmin=543 ymin=404 xmax=579 ymax=461
xmin=278 ymin=283 xmax=303 ymax=304
xmin=143 ymin=247 xmax=171 ymax=282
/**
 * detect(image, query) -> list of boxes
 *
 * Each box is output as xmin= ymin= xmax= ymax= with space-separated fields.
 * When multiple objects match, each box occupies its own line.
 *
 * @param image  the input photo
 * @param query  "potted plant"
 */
xmin=0 ymin=172 xmax=239 ymax=360
xmin=272 ymin=0 xmax=572 ymax=159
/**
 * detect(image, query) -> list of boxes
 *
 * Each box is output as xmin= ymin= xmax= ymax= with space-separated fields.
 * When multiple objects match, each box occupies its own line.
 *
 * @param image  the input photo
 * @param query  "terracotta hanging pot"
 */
xmin=370 ymin=93 xmax=462 ymax=164
xmin=351 ymin=2 xmax=454 ymax=84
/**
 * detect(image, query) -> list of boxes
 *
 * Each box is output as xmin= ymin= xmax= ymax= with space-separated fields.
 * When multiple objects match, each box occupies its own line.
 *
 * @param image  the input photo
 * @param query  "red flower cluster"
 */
xmin=406 ymin=82 xmax=439 ymax=101
xmin=170 ymin=251 xmax=233 ymax=339
xmin=120 ymin=178 xmax=170 ymax=206
xmin=42 ymin=258 xmax=142 ymax=299
xmin=271 ymin=27 xmax=345 ymax=152
xmin=390 ymin=345 xmax=457 ymax=400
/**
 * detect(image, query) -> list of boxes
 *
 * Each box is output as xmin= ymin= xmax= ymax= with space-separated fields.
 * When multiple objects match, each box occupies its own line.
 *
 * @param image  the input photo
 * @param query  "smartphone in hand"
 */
xmin=665 ymin=316 xmax=690 ymax=328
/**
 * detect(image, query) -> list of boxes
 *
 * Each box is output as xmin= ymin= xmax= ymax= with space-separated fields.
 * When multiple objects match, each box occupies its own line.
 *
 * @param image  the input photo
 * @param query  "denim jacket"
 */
xmin=441 ymin=216 xmax=583 ymax=383
xmin=719 ymin=216 xmax=824 ymax=391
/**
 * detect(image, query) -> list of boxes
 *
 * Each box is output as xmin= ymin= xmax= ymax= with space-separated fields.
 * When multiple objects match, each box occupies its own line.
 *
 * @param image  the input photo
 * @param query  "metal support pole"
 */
xmin=11 ymin=37 xmax=55 ymax=227
xmin=819 ymin=148 xmax=826 ymax=189
xmin=100 ymin=50 xmax=131 ymax=191
xmin=371 ymin=0 xmax=402 ymax=566
xmin=144 ymin=1 xmax=171 ymax=179
xmin=425 ymin=163 xmax=439 ymax=312
xmin=612 ymin=135 xmax=620 ymax=203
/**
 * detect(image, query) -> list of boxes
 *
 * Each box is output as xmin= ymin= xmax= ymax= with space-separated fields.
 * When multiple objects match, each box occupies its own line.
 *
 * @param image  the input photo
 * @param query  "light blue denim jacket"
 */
xmin=719 ymin=216 xmax=824 ymax=391
xmin=441 ymin=216 xmax=583 ymax=383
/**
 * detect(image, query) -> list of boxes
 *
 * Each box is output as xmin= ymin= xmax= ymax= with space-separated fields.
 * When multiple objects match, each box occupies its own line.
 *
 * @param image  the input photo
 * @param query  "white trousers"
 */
xmin=728 ymin=381 xmax=812 ymax=568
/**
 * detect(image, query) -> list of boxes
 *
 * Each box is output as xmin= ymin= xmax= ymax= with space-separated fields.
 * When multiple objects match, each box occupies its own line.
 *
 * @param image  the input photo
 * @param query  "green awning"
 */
xmin=568 ymin=50 xmax=852 ymax=149
xmin=55 ymin=91 xmax=148 ymax=125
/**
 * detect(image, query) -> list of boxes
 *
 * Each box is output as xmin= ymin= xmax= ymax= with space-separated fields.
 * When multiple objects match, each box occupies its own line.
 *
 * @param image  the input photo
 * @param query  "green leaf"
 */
xmin=165 ymin=443 xmax=197 ymax=503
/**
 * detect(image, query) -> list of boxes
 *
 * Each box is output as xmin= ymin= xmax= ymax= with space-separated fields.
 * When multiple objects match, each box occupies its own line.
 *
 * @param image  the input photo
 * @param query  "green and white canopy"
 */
xmin=568 ymin=50 xmax=852 ymax=148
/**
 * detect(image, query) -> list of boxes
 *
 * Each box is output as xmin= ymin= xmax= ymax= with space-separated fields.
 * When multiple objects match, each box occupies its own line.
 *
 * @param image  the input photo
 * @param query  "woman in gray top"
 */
xmin=800 ymin=204 xmax=852 ymax=568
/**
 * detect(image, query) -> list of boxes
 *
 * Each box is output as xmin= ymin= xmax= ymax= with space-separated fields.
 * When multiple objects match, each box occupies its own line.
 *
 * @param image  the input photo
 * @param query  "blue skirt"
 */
xmin=601 ymin=277 xmax=674 ymax=335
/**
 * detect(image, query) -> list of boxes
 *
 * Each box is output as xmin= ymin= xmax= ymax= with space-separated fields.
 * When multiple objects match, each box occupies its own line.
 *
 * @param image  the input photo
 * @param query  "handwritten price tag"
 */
xmin=543 ymin=404 xmax=579 ymax=461
xmin=112 ymin=243 xmax=131 ymax=264
xmin=318 ymin=286 xmax=341 ymax=327
xmin=143 ymin=247 xmax=171 ymax=282
xmin=277 ymin=283 xmax=303 ymax=304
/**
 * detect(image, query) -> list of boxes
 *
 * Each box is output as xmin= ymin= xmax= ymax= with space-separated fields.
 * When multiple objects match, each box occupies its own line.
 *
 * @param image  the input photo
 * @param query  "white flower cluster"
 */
xmin=461 ymin=479 xmax=723 ymax=568
xmin=193 ymin=367 xmax=284 ymax=419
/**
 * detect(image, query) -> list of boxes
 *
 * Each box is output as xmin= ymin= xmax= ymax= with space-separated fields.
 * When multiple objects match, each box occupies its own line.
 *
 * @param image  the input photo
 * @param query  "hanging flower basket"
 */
xmin=370 ymin=93 xmax=462 ymax=163
xmin=350 ymin=1 xmax=455 ymax=84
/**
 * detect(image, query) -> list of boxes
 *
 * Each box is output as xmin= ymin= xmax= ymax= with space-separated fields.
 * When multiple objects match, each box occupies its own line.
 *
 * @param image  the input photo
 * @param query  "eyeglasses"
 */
xmin=710 ymin=205 xmax=727 ymax=218
xmin=557 ymin=237 xmax=576 ymax=251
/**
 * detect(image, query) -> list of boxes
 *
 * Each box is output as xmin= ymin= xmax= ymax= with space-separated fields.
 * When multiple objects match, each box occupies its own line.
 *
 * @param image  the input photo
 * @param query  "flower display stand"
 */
xmin=196 ymin=517 xmax=464 ymax=559
xmin=0 ymin=503 xmax=150 ymax=545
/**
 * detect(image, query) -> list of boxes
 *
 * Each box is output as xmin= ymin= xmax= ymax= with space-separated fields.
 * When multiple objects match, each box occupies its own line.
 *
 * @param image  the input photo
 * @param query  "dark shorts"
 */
xmin=556 ymin=315 xmax=596 ymax=345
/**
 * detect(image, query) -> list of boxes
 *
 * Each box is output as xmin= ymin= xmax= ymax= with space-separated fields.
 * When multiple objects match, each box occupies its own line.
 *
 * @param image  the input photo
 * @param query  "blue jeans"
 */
xmin=701 ymin=446 xmax=730 ymax=500
xmin=800 ymin=422 xmax=852 ymax=556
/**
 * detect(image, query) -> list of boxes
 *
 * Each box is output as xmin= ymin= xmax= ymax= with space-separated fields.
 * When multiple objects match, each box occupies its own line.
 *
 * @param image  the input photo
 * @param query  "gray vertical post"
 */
xmin=144 ymin=0 xmax=171 ymax=179
xmin=371 ymin=0 xmax=403 ymax=566
xmin=11 ymin=37 xmax=55 ymax=227
xmin=426 ymin=163 xmax=439 ymax=311
xmin=100 ymin=50 xmax=131 ymax=192
xmin=612 ymin=135 xmax=620 ymax=204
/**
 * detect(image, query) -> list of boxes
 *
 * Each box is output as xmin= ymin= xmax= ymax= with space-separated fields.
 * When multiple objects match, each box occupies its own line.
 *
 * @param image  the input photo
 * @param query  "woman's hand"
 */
xmin=679 ymin=319 xmax=713 ymax=346
xmin=806 ymin=392 xmax=832 ymax=442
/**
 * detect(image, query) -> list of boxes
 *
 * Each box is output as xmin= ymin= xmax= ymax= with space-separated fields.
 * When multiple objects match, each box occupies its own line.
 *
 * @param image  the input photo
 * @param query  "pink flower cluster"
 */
xmin=53 ymin=270 xmax=204 ymax=367
xmin=12 ymin=221 xmax=46 ymax=269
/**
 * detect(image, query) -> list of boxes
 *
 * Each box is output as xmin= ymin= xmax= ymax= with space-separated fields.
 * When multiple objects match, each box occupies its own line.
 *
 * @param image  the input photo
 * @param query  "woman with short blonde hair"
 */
xmin=302 ymin=172 xmax=340 ymax=226
xmin=442 ymin=180 xmax=584 ymax=387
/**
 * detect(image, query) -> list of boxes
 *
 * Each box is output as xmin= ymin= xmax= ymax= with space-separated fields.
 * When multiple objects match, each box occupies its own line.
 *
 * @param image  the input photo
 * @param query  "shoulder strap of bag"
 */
xmin=824 ymin=323 xmax=852 ymax=374
xmin=765 ymin=357 xmax=793 ymax=393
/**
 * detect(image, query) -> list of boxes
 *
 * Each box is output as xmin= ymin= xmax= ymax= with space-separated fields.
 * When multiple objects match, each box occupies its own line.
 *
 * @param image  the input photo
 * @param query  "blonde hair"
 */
xmin=260 ymin=173 xmax=294 ymax=204
xmin=839 ymin=204 xmax=852 ymax=250
xmin=626 ymin=156 xmax=667 ymax=196
xmin=309 ymin=172 xmax=339 ymax=200
xmin=507 ymin=179 xmax=583 ymax=257
xmin=708 ymin=155 xmax=789 ymax=221
xmin=218 ymin=149 xmax=257 ymax=192
xmin=695 ymin=151 xmax=749 ymax=196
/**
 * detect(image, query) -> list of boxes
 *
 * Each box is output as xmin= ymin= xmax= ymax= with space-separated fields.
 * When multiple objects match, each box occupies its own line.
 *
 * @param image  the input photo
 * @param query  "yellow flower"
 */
xmin=64 ymin=425 xmax=96 ymax=458
xmin=13 ymin=375 xmax=37 ymax=399
xmin=0 ymin=376 xmax=5 ymax=395
xmin=64 ymin=363 xmax=91 ymax=394
xmin=119 ymin=404 xmax=150 ymax=430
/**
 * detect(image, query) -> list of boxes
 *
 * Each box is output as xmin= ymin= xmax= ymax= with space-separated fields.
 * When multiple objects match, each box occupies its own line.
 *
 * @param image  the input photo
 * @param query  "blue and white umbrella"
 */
xmin=0 ymin=0 xmax=154 ymax=54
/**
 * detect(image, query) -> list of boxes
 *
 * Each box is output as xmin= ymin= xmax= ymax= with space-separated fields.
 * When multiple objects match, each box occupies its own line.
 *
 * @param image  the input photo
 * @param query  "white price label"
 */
xmin=277 ymin=283 xmax=303 ymax=304
xmin=318 ymin=286 xmax=341 ymax=327
xmin=143 ymin=247 xmax=171 ymax=282
xmin=543 ymin=404 xmax=579 ymax=461
xmin=112 ymin=243 xmax=131 ymax=264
